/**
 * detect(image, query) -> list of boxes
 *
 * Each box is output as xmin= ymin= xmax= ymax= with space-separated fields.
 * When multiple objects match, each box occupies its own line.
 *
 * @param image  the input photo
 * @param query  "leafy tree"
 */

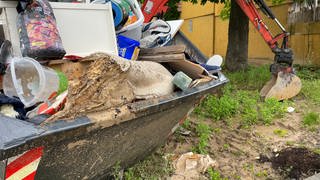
xmin=164 ymin=0 xmax=181 ymax=20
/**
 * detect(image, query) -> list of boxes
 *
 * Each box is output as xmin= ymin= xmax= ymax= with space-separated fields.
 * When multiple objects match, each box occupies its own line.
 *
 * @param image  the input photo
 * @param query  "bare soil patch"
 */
xmin=163 ymin=99 xmax=320 ymax=179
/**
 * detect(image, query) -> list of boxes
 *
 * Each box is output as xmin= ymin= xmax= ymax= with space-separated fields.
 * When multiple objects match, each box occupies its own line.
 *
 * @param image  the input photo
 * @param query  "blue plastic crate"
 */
xmin=117 ymin=35 xmax=140 ymax=60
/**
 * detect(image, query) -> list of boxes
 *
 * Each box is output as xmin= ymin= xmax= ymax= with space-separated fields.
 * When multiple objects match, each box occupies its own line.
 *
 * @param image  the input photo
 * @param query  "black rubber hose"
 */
xmin=253 ymin=0 xmax=276 ymax=19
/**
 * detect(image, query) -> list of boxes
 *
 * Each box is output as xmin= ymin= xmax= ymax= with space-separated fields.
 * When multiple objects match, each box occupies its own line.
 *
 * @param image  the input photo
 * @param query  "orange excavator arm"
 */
xmin=235 ymin=0 xmax=293 ymax=71
xmin=234 ymin=0 xmax=301 ymax=100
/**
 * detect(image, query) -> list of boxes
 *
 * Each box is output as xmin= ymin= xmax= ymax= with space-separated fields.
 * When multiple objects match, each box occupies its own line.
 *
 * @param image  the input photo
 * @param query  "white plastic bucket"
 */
xmin=116 ymin=0 xmax=144 ymax=41
xmin=3 ymin=57 xmax=59 ymax=107
xmin=92 ymin=0 xmax=144 ymax=41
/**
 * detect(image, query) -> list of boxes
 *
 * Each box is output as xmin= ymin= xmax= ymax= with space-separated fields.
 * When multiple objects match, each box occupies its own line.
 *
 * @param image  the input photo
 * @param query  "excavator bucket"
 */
xmin=260 ymin=71 xmax=302 ymax=100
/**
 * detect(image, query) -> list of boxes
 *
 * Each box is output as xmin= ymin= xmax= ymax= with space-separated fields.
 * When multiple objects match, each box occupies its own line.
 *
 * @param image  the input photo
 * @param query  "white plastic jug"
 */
xmin=3 ymin=57 xmax=59 ymax=107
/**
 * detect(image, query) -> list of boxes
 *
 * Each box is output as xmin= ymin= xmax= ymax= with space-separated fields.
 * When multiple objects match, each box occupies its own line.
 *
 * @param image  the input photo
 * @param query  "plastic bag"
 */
xmin=17 ymin=0 xmax=66 ymax=60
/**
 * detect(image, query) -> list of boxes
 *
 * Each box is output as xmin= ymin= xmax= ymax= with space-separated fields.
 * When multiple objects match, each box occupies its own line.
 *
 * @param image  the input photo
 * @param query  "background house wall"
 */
xmin=179 ymin=1 xmax=320 ymax=66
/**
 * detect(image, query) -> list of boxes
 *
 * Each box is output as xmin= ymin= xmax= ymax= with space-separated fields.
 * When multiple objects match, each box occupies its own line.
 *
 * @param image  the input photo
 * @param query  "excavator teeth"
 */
xmin=260 ymin=71 xmax=302 ymax=101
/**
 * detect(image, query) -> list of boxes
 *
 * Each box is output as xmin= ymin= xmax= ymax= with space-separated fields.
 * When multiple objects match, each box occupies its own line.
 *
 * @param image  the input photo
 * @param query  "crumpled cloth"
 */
xmin=140 ymin=20 xmax=172 ymax=48
xmin=0 ymin=94 xmax=26 ymax=120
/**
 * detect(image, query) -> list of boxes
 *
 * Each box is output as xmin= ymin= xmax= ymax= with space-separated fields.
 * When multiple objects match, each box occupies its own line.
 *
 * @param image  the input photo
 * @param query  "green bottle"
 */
xmin=173 ymin=71 xmax=192 ymax=91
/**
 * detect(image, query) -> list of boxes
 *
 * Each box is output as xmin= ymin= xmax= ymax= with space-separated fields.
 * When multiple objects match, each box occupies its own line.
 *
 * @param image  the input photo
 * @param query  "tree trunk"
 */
xmin=225 ymin=0 xmax=249 ymax=72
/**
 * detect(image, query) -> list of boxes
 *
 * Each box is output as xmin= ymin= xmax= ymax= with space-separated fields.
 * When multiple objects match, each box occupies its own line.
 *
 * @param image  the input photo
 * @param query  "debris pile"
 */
xmin=0 ymin=0 xmax=218 ymax=123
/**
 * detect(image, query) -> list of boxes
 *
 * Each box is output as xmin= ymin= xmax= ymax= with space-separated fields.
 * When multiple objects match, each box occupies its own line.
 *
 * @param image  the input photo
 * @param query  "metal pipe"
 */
xmin=274 ymin=18 xmax=286 ymax=32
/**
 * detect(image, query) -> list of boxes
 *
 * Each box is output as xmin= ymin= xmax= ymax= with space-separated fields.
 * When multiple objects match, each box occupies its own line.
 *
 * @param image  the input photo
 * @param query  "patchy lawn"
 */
xmin=114 ymin=65 xmax=320 ymax=179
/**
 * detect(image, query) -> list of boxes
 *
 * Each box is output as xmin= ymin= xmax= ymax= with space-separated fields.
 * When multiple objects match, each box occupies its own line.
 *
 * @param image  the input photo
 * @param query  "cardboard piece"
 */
xmin=168 ymin=60 xmax=207 ymax=79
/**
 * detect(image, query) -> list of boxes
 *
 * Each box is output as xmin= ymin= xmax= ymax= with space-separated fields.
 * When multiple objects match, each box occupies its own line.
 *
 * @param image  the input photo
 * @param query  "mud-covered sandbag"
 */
xmin=17 ymin=0 xmax=66 ymax=60
xmin=47 ymin=53 xmax=174 ymax=121
xmin=127 ymin=60 xmax=174 ymax=99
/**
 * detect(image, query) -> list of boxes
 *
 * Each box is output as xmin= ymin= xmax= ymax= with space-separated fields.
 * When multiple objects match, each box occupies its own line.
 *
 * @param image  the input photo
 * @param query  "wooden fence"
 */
xmin=288 ymin=0 xmax=320 ymax=24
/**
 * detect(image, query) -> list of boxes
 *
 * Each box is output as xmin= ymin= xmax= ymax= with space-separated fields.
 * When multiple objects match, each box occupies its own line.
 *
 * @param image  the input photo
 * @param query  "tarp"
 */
xmin=0 ymin=115 xmax=44 ymax=149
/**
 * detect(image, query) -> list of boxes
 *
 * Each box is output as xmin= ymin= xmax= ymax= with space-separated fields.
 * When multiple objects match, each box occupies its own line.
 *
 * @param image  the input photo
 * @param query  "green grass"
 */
xmin=112 ymin=161 xmax=122 ymax=180
xmin=226 ymin=65 xmax=271 ymax=90
xmin=213 ymin=127 xmax=222 ymax=134
xmin=124 ymin=168 xmax=137 ymax=180
xmin=255 ymin=170 xmax=268 ymax=177
xmin=295 ymin=65 xmax=320 ymax=81
xmin=223 ymin=143 xmax=230 ymax=150
xmin=194 ymin=65 xmax=290 ymax=127
xmin=259 ymin=98 xmax=288 ymax=125
xmin=286 ymin=141 xmax=295 ymax=146
xmin=296 ymin=65 xmax=320 ymax=104
xmin=194 ymin=85 xmax=239 ymax=121
xmin=207 ymin=168 xmax=228 ymax=180
xmin=313 ymin=148 xmax=320 ymax=155
xmin=122 ymin=153 xmax=173 ymax=179
xmin=182 ymin=119 xmax=191 ymax=129
xmin=303 ymin=112 xmax=320 ymax=127
xmin=243 ymin=163 xmax=255 ymax=174
xmin=194 ymin=122 xmax=212 ymax=154
xmin=234 ymin=90 xmax=259 ymax=127
xmin=301 ymin=80 xmax=320 ymax=104
xmin=273 ymin=129 xmax=288 ymax=137
xmin=194 ymin=85 xmax=288 ymax=127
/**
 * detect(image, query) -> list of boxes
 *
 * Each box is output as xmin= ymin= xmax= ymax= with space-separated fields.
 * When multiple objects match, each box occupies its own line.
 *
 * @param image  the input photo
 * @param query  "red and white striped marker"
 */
xmin=5 ymin=147 xmax=44 ymax=180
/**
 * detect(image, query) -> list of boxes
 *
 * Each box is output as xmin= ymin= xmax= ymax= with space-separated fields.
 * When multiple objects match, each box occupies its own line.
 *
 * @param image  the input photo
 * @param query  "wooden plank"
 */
xmin=168 ymin=60 xmax=205 ymax=79
xmin=138 ymin=53 xmax=185 ymax=62
xmin=48 ymin=56 xmax=96 ymax=65
xmin=48 ymin=59 xmax=65 ymax=65
xmin=139 ymin=45 xmax=186 ymax=56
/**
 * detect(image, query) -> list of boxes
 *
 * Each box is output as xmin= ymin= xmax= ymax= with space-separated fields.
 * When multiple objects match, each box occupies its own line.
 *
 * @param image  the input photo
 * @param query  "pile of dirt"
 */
xmin=270 ymin=147 xmax=320 ymax=178
xmin=47 ymin=53 xmax=174 ymax=121
xmin=47 ymin=53 xmax=135 ymax=121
